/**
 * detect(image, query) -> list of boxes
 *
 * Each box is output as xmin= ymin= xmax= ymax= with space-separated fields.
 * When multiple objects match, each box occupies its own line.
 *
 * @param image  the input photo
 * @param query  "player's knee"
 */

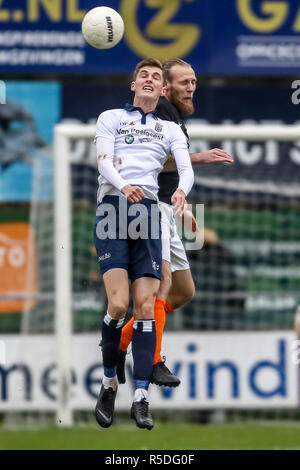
xmin=134 ymin=292 xmax=157 ymax=319
xmin=175 ymin=281 xmax=195 ymax=307
xmin=137 ymin=302 xmax=155 ymax=320
xmin=108 ymin=299 xmax=128 ymax=319
xmin=182 ymin=282 xmax=195 ymax=303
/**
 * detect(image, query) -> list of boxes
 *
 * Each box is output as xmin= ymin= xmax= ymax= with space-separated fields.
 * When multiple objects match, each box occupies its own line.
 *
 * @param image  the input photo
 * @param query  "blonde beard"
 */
xmin=168 ymin=88 xmax=194 ymax=115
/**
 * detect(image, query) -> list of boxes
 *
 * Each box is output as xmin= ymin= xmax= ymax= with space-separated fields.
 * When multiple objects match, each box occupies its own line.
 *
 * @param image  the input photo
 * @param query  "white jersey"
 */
xmin=95 ymin=105 xmax=191 ymax=203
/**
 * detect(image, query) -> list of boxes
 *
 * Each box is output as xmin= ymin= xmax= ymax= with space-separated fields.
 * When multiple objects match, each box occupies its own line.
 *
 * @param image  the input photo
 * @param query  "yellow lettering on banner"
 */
xmin=237 ymin=0 xmax=288 ymax=33
xmin=120 ymin=0 xmax=200 ymax=60
xmin=293 ymin=6 xmax=300 ymax=32
xmin=0 ymin=0 xmax=10 ymax=21
xmin=67 ymin=0 xmax=85 ymax=22
xmin=28 ymin=0 xmax=61 ymax=22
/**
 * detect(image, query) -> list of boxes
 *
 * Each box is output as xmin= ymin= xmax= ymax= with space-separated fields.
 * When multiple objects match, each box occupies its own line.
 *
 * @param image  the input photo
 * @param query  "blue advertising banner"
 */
xmin=0 ymin=0 xmax=299 ymax=75
xmin=212 ymin=0 xmax=300 ymax=74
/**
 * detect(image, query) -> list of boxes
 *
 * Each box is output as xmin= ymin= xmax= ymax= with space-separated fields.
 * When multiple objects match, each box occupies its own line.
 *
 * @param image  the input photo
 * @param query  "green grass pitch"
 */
xmin=1 ymin=422 xmax=300 ymax=450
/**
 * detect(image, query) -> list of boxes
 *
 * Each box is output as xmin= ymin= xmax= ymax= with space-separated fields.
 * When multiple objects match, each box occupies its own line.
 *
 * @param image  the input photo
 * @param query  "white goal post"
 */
xmin=53 ymin=122 xmax=300 ymax=427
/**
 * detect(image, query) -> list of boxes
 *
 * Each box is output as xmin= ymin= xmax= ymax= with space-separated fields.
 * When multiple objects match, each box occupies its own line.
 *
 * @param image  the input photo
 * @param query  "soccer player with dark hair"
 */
xmin=94 ymin=58 xmax=194 ymax=430
xmin=117 ymin=58 xmax=233 ymax=387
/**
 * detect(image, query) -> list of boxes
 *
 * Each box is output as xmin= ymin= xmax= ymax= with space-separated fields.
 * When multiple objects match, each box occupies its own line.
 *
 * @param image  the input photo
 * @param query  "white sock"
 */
xmin=102 ymin=375 xmax=118 ymax=391
xmin=134 ymin=388 xmax=148 ymax=402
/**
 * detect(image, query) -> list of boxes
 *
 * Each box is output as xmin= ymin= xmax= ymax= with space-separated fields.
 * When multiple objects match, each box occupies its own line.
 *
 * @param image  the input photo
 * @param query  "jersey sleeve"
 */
xmin=172 ymin=148 xmax=194 ymax=197
xmin=95 ymin=109 xmax=128 ymax=192
xmin=168 ymin=121 xmax=189 ymax=153
xmin=96 ymin=141 xmax=128 ymax=192
xmin=95 ymin=109 xmax=121 ymax=141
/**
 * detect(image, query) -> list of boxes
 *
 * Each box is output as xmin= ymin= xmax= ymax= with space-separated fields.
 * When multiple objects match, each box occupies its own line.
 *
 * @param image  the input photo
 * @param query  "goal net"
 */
xmin=18 ymin=122 xmax=300 ymax=425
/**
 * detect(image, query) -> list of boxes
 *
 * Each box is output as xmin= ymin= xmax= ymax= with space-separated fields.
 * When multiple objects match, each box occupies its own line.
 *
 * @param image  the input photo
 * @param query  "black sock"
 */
xmin=132 ymin=319 xmax=156 ymax=389
xmin=101 ymin=312 xmax=124 ymax=377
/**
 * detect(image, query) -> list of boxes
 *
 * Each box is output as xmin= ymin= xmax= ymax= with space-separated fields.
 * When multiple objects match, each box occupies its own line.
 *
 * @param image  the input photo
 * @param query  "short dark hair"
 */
xmin=162 ymin=58 xmax=193 ymax=83
xmin=132 ymin=58 xmax=163 ymax=81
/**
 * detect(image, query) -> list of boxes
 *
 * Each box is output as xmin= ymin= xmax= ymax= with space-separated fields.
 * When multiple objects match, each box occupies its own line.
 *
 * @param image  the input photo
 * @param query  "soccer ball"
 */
xmin=81 ymin=6 xmax=124 ymax=50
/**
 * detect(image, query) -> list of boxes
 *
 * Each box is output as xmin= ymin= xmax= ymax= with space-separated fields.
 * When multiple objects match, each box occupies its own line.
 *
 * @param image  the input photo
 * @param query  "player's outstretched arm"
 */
xmin=162 ymin=148 xmax=233 ymax=171
xmin=190 ymin=148 xmax=233 ymax=164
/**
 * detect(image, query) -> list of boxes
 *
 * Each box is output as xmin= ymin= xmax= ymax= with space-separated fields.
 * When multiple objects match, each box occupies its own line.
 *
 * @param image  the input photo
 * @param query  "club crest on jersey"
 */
xmin=125 ymin=134 xmax=134 ymax=144
xmin=155 ymin=123 xmax=163 ymax=132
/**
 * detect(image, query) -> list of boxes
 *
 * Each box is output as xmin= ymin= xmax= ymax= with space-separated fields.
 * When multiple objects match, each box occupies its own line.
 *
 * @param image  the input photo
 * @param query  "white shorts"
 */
xmin=159 ymin=201 xmax=190 ymax=273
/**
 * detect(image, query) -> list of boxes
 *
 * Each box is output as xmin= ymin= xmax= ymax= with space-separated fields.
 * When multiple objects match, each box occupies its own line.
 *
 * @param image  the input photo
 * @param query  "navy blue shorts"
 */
xmin=94 ymin=195 xmax=162 ymax=283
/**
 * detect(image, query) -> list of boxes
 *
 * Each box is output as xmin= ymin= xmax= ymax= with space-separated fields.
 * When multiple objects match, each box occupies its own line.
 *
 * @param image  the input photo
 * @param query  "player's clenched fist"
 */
xmin=121 ymin=184 xmax=145 ymax=203
xmin=171 ymin=188 xmax=186 ymax=216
